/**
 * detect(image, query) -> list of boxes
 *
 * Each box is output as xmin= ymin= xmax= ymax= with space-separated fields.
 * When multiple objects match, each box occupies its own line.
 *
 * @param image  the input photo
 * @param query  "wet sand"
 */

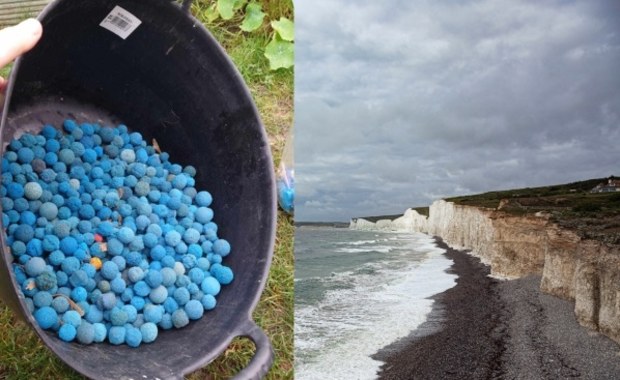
xmin=373 ymin=238 xmax=620 ymax=380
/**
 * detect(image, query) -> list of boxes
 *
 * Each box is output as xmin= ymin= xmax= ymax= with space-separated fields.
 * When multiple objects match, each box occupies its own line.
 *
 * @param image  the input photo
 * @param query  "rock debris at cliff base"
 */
xmin=374 ymin=239 xmax=620 ymax=380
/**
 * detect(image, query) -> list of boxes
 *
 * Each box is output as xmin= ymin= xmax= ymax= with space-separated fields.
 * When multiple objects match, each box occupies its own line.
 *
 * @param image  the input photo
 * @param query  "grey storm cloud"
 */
xmin=294 ymin=0 xmax=620 ymax=222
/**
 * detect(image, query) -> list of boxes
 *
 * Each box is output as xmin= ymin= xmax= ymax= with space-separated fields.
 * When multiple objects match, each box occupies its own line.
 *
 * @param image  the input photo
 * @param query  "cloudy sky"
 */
xmin=294 ymin=0 xmax=620 ymax=222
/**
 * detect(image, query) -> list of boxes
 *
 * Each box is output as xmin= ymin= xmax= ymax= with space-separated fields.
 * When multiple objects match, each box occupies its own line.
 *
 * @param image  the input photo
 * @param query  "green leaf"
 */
xmin=265 ymin=36 xmax=294 ymax=70
xmin=271 ymin=17 xmax=294 ymax=42
xmin=204 ymin=3 xmax=220 ymax=23
xmin=217 ymin=0 xmax=235 ymax=20
xmin=240 ymin=2 xmax=265 ymax=32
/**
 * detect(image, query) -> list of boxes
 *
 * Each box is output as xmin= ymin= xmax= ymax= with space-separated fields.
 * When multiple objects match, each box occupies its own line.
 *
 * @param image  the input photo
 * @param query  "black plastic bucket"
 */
xmin=0 ymin=0 xmax=276 ymax=379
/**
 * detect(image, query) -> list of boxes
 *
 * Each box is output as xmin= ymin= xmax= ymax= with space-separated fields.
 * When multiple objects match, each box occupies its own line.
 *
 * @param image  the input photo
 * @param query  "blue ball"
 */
xmin=108 ymin=326 xmax=126 ymax=345
xmin=58 ymin=323 xmax=77 ymax=342
xmin=149 ymin=245 xmax=166 ymax=261
xmin=184 ymin=299 xmax=204 ymax=320
xmin=195 ymin=207 xmax=213 ymax=224
xmin=10 ymin=241 xmax=26 ymax=256
xmin=110 ymin=307 xmax=129 ymax=326
xmin=160 ymin=267 xmax=177 ymax=287
xmin=35 ymin=271 xmax=57 ymax=291
xmin=107 ymin=238 xmax=124 ymax=256
xmin=195 ymin=191 xmax=212 ymax=207
xmin=24 ymin=182 xmax=42 ymax=200
xmin=133 ymin=281 xmax=150 ymax=297
xmin=17 ymin=147 xmax=35 ymax=164
xmin=201 ymin=276 xmax=221 ymax=296
xmin=42 ymin=234 xmax=60 ymax=252
xmin=171 ymin=309 xmax=189 ymax=328
xmin=122 ymin=304 xmax=138 ymax=323
xmin=26 ymin=239 xmax=43 ymax=257
xmin=70 ymin=286 xmax=88 ymax=302
xmin=78 ymin=204 xmax=95 ymax=219
xmin=212 ymin=239 xmax=231 ymax=257
xmin=145 ymin=270 xmax=163 ymax=288
xmin=159 ymin=313 xmax=173 ymax=330
xmin=149 ymin=285 xmax=168 ymax=304
xmin=25 ymin=257 xmax=46 ymax=277
xmin=33 ymin=291 xmax=53 ymax=308
xmin=60 ymin=236 xmax=78 ymax=255
xmin=125 ymin=326 xmax=142 ymax=347
xmin=117 ymin=227 xmax=135 ymax=244
xmin=164 ymin=230 xmax=181 ymax=247
xmin=62 ymin=310 xmax=82 ymax=328
xmin=201 ymin=294 xmax=217 ymax=310
xmin=188 ymin=267 xmax=205 ymax=285
xmin=210 ymin=264 xmax=234 ymax=285
xmin=127 ymin=267 xmax=144 ymax=283
xmin=51 ymin=296 xmax=70 ymax=314
xmin=173 ymin=287 xmax=190 ymax=306
xmin=120 ymin=149 xmax=136 ymax=163
xmin=130 ymin=296 xmax=146 ymax=311
xmin=101 ymin=261 xmax=120 ymax=280
xmin=163 ymin=297 xmax=179 ymax=314
xmin=100 ymin=292 xmax=117 ymax=310
xmin=143 ymin=304 xmax=164 ymax=324
xmin=77 ymin=321 xmax=95 ymax=344
xmin=183 ymin=228 xmax=200 ymax=245
xmin=110 ymin=277 xmax=127 ymax=294
xmin=14 ymin=224 xmax=34 ymax=242
xmin=82 ymin=149 xmax=97 ymax=163
xmin=58 ymin=149 xmax=75 ymax=165
xmin=140 ymin=322 xmax=158 ymax=344
xmin=92 ymin=323 xmax=107 ymax=342
xmin=53 ymin=220 xmax=71 ymax=238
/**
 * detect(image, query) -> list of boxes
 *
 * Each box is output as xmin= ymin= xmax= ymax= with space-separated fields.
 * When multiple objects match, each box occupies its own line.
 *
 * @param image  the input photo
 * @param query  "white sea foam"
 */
xmin=295 ymin=232 xmax=457 ymax=380
xmin=336 ymin=245 xmax=393 ymax=254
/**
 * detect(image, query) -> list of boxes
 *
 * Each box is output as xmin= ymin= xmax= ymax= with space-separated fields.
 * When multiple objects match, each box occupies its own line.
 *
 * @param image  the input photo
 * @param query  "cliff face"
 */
xmin=350 ymin=200 xmax=620 ymax=345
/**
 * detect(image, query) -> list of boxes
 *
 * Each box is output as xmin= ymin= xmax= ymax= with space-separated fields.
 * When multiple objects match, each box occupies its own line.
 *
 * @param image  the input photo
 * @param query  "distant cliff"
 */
xmin=350 ymin=200 xmax=620 ymax=345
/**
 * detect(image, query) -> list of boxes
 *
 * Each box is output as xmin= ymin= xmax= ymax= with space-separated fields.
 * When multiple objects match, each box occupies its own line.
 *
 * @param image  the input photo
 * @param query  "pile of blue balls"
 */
xmin=1 ymin=120 xmax=234 ymax=347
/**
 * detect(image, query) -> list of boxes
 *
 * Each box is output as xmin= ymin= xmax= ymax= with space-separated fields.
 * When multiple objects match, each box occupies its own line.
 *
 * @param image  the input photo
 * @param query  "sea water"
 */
xmin=295 ymin=226 xmax=457 ymax=380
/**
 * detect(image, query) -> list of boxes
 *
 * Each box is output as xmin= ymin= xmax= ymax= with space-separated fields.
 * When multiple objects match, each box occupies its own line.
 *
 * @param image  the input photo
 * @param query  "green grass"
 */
xmin=446 ymin=177 xmax=619 ymax=210
xmin=0 ymin=1 xmax=294 ymax=379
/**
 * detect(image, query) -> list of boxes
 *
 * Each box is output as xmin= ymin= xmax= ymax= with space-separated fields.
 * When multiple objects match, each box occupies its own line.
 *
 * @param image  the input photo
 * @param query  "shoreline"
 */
xmin=373 ymin=238 xmax=620 ymax=379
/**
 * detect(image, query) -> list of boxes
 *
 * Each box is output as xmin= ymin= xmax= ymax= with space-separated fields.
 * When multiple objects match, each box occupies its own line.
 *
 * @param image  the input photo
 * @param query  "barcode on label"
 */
xmin=108 ymin=15 xmax=130 ymax=31
xmin=100 ymin=5 xmax=142 ymax=40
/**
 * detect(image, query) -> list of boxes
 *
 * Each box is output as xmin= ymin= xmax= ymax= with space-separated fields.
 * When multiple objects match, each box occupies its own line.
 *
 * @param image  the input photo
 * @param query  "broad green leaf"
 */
xmin=217 ymin=0 xmax=235 ymax=20
xmin=265 ymin=36 xmax=294 ymax=70
xmin=233 ymin=0 xmax=247 ymax=10
xmin=240 ymin=2 xmax=265 ymax=32
xmin=271 ymin=17 xmax=294 ymax=42
xmin=204 ymin=3 xmax=220 ymax=23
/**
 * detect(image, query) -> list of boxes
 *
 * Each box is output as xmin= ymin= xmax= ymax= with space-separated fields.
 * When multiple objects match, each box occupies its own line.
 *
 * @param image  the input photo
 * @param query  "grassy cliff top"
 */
xmin=447 ymin=176 xmax=620 ymax=244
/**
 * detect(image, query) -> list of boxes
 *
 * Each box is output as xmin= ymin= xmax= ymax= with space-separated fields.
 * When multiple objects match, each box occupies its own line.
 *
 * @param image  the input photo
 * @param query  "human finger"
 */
xmin=0 ymin=18 xmax=43 ymax=68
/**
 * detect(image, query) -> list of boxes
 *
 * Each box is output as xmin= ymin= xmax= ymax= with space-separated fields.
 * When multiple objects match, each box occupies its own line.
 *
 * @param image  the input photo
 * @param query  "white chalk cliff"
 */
xmin=350 ymin=200 xmax=620 ymax=345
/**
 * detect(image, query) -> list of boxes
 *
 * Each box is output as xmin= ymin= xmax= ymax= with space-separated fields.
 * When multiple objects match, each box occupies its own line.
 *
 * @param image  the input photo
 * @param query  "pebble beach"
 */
xmin=374 ymin=238 xmax=620 ymax=380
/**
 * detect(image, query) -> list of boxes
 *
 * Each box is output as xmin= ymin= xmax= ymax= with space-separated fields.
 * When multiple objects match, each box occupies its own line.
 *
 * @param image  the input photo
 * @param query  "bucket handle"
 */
xmin=230 ymin=319 xmax=275 ymax=380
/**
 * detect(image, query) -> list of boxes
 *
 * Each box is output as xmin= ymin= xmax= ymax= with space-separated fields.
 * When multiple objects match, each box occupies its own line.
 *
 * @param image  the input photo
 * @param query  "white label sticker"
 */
xmin=99 ymin=5 xmax=142 ymax=40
